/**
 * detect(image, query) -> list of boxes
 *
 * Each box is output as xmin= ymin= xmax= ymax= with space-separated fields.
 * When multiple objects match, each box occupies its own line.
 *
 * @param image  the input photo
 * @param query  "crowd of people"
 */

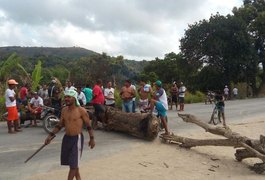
xmin=4 ymin=77 xmax=189 ymax=134
xmin=6 ymin=76 xmax=244 ymax=137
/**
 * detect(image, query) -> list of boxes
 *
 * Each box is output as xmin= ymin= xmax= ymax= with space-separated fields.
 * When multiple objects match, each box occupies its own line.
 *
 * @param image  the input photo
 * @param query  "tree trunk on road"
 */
xmin=160 ymin=114 xmax=265 ymax=173
xmin=92 ymin=106 xmax=160 ymax=141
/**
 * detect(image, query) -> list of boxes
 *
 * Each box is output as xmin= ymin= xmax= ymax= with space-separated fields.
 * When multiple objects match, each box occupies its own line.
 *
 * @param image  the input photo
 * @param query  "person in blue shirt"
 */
xmin=83 ymin=84 xmax=93 ymax=105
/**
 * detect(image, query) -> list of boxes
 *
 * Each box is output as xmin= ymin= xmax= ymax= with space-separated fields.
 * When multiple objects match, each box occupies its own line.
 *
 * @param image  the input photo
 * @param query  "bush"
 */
xmin=184 ymin=91 xmax=205 ymax=104
xmin=114 ymin=88 xmax=122 ymax=109
xmin=0 ymin=97 xmax=5 ymax=121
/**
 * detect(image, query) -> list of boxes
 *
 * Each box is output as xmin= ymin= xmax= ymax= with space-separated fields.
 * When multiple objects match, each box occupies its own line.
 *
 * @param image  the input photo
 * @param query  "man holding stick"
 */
xmin=45 ymin=89 xmax=95 ymax=180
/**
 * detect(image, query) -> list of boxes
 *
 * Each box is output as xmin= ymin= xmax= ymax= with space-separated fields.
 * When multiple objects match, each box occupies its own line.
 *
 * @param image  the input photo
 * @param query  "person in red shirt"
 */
xmin=91 ymin=79 xmax=105 ymax=128
xmin=19 ymin=83 xmax=29 ymax=106
xmin=91 ymin=79 xmax=104 ymax=105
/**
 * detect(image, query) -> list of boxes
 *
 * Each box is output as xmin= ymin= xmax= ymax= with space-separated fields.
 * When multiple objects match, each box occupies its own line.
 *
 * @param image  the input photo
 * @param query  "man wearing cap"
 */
xmin=28 ymin=92 xmax=44 ymax=126
xmin=45 ymin=89 xmax=95 ymax=180
xmin=5 ymin=79 xmax=21 ymax=133
xmin=146 ymin=80 xmax=169 ymax=135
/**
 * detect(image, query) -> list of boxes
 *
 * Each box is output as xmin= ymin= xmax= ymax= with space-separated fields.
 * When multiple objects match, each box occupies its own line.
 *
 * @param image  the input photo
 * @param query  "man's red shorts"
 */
xmin=7 ymin=106 xmax=19 ymax=121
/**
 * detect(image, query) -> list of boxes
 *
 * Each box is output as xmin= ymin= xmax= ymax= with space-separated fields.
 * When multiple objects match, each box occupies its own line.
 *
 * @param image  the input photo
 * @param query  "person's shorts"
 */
xmin=217 ymin=106 xmax=225 ymax=113
xmin=7 ymin=106 xmax=19 ymax=121
xmin=93 ymin=104 xmax=106 ymax=119
xmin=61 ymin=133 xmax=84 ymax=169
xmin=178 ymin=97 xmax=184 ymax=103
xmin=171 ymin=95 xmax=178 ymax=103
xmin=155 ymin=101 xmax=167 ymax=117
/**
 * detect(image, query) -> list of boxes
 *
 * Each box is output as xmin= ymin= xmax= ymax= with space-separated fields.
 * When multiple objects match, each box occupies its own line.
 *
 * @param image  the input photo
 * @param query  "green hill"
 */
xmin=0 ymin=46 xmax=148 ymax=85
xmin=0 ymin=46 xmax=98 ymax=61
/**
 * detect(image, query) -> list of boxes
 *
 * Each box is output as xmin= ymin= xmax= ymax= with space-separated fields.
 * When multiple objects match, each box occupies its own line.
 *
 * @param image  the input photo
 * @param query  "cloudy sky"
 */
xmin=0 ymin=0 xmax=242 ymax=60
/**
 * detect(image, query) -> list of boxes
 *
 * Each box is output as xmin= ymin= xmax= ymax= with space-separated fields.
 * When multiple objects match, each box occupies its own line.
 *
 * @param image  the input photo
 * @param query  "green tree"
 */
xmin=0 ymin=53 xmax=32 ymax=85
xmin=233 ymin=0 xmax=265 ymax=95
xmin=31 ymin=60 xmax=43 ymax=91
xmin=180 ymin=13 xmax=255 ymax=92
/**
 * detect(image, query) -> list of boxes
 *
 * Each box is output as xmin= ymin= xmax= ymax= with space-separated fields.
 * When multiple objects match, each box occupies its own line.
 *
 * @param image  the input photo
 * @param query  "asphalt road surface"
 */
xmin=1 ymin=97 xmax=265 ymax=180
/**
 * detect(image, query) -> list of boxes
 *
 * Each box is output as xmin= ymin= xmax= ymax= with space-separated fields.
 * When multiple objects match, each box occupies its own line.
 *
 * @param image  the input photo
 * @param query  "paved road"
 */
xmin=1 ymin=98 xmax=265 ymax=180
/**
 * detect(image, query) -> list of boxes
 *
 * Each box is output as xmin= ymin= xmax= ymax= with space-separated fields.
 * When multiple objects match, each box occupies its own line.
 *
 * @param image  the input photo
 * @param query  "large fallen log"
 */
xmin=160 ymin=114 xmax=265 ymax=173
xmin=90 ymin=106 xmax=159 ymax=141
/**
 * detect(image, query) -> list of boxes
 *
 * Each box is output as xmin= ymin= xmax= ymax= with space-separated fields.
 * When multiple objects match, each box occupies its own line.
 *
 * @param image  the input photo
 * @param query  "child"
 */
xmin=215 ymin=90 xmax=226 ymax=127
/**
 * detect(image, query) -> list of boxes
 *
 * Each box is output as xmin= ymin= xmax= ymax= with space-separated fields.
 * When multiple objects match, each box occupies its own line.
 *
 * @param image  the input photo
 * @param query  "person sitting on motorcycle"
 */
xmin=28 ymin=91 xmax=44 ymax=126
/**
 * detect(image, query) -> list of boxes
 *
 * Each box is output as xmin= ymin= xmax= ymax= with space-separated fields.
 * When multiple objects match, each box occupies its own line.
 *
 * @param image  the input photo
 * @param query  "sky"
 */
xmin=0 ymin=0 xmax=243 ymax=60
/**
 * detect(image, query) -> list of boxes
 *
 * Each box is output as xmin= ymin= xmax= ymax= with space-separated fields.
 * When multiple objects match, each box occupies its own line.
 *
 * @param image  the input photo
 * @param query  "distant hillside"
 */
xmin=0 ymin=46 xmax=98 ymax=61
xmin=0 ymin=46 xmax=149 ymax=84
xmin=124 ymin=59 xmax=149 ymax=74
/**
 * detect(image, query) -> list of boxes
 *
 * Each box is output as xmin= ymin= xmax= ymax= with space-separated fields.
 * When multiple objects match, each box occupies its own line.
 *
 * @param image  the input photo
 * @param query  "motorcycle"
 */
xmin=41 ymin=106 xmax=60 ymax=134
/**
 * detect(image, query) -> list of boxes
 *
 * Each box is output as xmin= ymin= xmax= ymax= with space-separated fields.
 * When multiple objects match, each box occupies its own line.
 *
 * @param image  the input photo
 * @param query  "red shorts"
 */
xmin=7 ymin=106 xmax=19 ymax=121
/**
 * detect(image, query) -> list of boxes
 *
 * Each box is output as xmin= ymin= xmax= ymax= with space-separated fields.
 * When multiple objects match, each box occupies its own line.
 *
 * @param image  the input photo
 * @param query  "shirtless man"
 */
xmin=120 ymin=80 xmax=136 ymax=113
xmin=138 ymin=80 xmax=152 ymax=113
xmin=45 ymin=89 xmax=95 ymax=180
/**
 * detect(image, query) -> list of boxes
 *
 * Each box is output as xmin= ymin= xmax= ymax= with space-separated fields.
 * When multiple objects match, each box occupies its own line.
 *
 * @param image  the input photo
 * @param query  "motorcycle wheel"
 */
xmin=43 ymin=114 xmax=60 ymax=134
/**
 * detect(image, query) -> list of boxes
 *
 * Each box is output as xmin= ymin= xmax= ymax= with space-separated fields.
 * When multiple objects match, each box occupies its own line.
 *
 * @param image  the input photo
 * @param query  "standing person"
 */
xmin=83 ymin=84 xmax=93 ymax=105
xmin=91 ymin=79 xmax=105 ymax=127
xmin=51 ymin=89 xmax=63 ymax=117
xmin=178 ymin=82 xmax=186 ymax=111
xmin=19 ymin=83 xmax=29 ymax=106
xmin=5 ymin=79 xmax=21 ymax=133
xmin=28 ymin=92 xmax=44 ymax=126
xmin=170 ymin=82 xmax=178 ymax=110
xmin=48 ymin=79 xmax=58 ymax=105
xmin=224 ymin=85 xmax=229 ymax=100
xmin=150 ymin=80 xmax=169 ymax=134
xmin=38 ymin=84 xmax=49 ymax=105
xmin=44 ymin=89 xmax=95 ymax=180
xmin=104 ymin=81 xmax=115 ymax=107
xmin=130 ymin=83 xmax=137 ymax=112
xmin=76 ymin=86 xmax=86 ymax=106
xmin=154 ymin=80 xmax=168 ymax=111
xmin=120 ymin=80 xmax=136 ymax=113
xmin=65 ymin=81 xmax=75 ymax=92
xmin=138 ymin=80 xmax=152 ymax=113
xmin=215 ymin=90 xmax=226 ymax=127
xmin=232 ymin=87 xmax=238 ymax=99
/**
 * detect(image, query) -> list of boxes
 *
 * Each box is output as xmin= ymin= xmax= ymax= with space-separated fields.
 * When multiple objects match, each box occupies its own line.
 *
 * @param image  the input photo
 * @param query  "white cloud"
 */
xmin=0 ymin=0 xmax=243 ymax=60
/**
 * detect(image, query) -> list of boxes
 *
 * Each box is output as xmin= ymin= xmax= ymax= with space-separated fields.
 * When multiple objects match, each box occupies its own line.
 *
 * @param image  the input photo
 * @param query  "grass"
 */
xmin=184 ymin=91 xmax=205 ymax=104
